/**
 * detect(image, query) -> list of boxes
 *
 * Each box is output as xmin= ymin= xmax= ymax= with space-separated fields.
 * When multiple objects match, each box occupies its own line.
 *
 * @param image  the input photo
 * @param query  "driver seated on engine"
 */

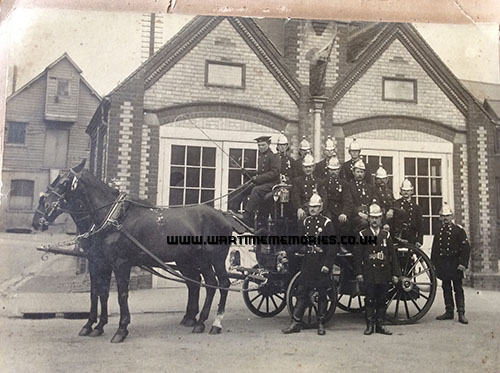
xmin=228 ymin=135 xmax=280 ymax=228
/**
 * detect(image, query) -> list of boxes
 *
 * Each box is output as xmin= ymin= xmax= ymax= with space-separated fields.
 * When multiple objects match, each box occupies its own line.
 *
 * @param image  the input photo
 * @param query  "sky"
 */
xmin=3 ymin=8 xmax=500 ymax=97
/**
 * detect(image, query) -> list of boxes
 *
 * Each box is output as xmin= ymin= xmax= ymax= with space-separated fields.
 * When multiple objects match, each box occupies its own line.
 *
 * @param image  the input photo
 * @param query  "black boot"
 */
xmin=375 ymin=308 xmax=392 ymax=335
xmin=458 ymin=311 xmax=468 ymax=324
xmin=282 ymin=321 xmax=301 ymax=334
xmin=317 ymin=320 xmax=326 ymax=336
xmin=282 ymin=298 xmax=306 ymax=334
xmin=436 ymin=310 xmax=454 ymax=320
xmin=455 ymin=286 xmax=468 ymax=324
xmin=438 ymin=281 xmax=455 ymax=320
xmin=364 ymin=306 xmax=375 ymax=335
xmin=317 ymin=298 xmax=328 ymax=336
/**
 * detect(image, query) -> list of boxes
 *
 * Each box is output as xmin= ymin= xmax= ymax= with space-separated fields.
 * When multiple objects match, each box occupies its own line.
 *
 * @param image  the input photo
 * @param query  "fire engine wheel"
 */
xmin=242 ymin=274 xmax=287 ymax=317
xmin=333 ymin=267 xmax=365 ymax=313
xmin=286 ymin=271 xmax=337 ymax=328
xmin=385 ymin=245 xmax=437 ymax=324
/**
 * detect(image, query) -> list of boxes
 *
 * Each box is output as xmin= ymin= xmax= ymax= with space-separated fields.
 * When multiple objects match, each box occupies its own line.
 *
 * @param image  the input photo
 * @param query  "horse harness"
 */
xmin=44 ymin=184 xmax=259 ymax=293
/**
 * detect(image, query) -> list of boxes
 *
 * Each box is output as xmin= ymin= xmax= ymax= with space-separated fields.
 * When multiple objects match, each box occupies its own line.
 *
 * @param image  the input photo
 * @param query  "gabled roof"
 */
xmin=107 ymin=16 xmax=301 ymax=104
xmin=332 ymin=23 xmax=495 ymax=123
xmin=7 ymin=53 xmax=101 ymax=102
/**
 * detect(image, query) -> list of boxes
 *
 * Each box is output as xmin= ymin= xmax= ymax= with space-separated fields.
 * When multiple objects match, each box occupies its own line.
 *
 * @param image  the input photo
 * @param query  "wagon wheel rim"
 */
xmin=337 ymin=293 xmax=365 ymax=313
xmin=333 ymin=267 xmax=365 ymax=313
xmin=242 ymin=274 xmax=286 ymax=318
xmin=286 ymin=271 xmax=337 ymax=328
xmin=385 ymin=246 xmax=437 ymax=324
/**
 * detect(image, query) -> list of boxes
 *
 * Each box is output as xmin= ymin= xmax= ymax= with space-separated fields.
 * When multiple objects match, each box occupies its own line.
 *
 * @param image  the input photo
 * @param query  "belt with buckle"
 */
xmin=368 ymin=251 xmax=385 ymax=260
xmin=307 ymin=245 xmax=323 ymax=254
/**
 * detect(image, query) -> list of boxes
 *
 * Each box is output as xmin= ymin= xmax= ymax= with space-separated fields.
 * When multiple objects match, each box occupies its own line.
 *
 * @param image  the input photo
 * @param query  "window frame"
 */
xmin=382 ymin=77 xmax=418 ymax=103
xmin=56 ymin=78 xmax=70 ymax=97
xmin=205 ymin=60 xmax=246 ymax=90
xmin=9 ymin=179 xmax=35 ymax=211
xmin=6 ymin=121 xmax=28 ymax=145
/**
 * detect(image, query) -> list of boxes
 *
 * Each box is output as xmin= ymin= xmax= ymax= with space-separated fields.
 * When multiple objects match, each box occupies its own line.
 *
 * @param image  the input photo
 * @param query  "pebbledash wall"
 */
xmin=87 ymin=17 xmax=500 ymax=290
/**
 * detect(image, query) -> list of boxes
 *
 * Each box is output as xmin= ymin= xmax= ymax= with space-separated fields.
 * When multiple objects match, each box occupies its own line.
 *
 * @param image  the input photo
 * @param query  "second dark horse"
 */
xmin=32 ymin=160 xmax=232 ymax=343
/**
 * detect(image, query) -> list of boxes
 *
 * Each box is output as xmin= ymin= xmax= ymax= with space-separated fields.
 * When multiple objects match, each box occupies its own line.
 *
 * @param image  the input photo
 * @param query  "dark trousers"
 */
xmin=441 ymin=277 xmax=465 ymax=313
xmin=364 ymin=282 xmax=390 ymax=324
xmin=228 ymin=183 xmax=273 ymax=214
xmin=293 ymin=284 xmax=328 ymax=323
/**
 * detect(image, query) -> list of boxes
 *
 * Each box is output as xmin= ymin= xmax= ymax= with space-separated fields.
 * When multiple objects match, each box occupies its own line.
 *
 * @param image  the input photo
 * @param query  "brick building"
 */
xmin=1 ymin=53 xmax=101 ymax=230
xmin=87 ymin=17 xmax=500 ymax=289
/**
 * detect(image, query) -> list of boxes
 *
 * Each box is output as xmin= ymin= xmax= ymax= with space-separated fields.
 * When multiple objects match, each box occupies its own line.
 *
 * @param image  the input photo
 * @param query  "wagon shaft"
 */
xmin=36 ymin=246 xmax=88 ymax=258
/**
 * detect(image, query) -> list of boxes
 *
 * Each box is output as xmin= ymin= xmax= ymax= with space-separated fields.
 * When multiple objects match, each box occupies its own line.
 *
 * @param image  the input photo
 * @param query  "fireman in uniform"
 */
xmin=276 ymin=131 xmax=300 ymax=183
xmin=431 ymin=203 xmax=471 ymax=324
xmin=347 ymin=159 xmax=378 ymax=232
xmin=323 ymin=156 xmax=353 ymax=237
xmin=292 ymin=136 xmax=312 ymax=178
xmin=340 ymin=137 xmax=373 ymax=184
xmin=392 ymin=179 xmax=423 ymax=248
xmin=228 ymin=135 xmax=280 ymax=226
xmin=314 ymin=135 xmax=337 ymax=180
xmin=291 ymin=154 xmax=328 ymax=220
xmin=374 ymin=164 xmax=395 ymax=226
xmin=354 ymin=201 xmax=400 ymax=335
xmin=282 ymin=193 xmax=337 ymax=336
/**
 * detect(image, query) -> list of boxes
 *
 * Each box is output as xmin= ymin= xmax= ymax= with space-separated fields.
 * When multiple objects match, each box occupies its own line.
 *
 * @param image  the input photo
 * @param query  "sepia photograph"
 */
xmin=0 ymin=3 xmax=499 ymax=372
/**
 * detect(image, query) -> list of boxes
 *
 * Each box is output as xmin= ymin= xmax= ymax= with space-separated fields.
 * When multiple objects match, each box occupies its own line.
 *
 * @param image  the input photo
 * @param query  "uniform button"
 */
xmin=381 ymin=264 xmax=384 ymax=267
xmin=373 ymin=264 xmax=375 ymax=267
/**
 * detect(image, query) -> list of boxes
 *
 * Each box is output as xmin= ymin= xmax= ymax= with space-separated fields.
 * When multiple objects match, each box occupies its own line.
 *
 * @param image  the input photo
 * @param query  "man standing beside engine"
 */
xmin=282 ymin=193 xmax=337 ymax=336
xmin=354 ymin=201 xmax=400 ymax=336
xmin=431 ymin=203 xmax=471 ymax=324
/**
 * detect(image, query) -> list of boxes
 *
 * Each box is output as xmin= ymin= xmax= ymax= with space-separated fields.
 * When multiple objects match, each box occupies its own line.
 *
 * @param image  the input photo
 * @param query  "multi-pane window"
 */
xmin=9 ymin=179 xmax=34 ymax=210
xmin=6 ymin=121 xmax=27 ymax=144
xmin=404 ymin=157 xmax=443 ymax=235
xmin=228 ymin=148 xmax=257 ymax=212
xmin=366 ymin=155 xmax=393 ymax=190
xmin=169 ymin=145 xmax=217 ymax=207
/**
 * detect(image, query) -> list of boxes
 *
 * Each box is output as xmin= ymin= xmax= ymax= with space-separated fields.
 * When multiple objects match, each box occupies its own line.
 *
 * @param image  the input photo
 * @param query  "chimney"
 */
xmin=8 ymin=65 xmax=17 ymax=96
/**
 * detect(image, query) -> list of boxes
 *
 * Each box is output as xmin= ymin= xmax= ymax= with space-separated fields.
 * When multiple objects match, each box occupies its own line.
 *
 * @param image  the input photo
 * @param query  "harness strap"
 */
xmin=78 ymin=192 xmax=128 ymax=239
xmin=116 ymin=225 xmax=260 ymax=293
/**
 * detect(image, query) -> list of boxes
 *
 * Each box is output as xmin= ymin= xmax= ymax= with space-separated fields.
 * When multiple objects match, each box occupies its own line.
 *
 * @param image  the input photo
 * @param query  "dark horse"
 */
xmin=33 ymin=174 xmax=113 ymax=338
xmin=32 ymin=160 xmax=232 ymax=343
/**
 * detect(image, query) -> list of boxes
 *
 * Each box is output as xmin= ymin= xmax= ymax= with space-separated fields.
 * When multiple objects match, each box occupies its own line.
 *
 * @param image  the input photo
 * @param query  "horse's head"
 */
xmin=32 ymin=160 xmax=86 ymax=231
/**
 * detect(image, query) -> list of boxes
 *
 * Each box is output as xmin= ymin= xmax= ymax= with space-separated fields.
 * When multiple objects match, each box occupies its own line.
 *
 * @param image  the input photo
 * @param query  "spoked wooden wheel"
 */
xmin=337 ymin=293 xmax=365 ymax=313
xmin=386 ymin=246 xmax=437 ymax=324
xmin=286 ymin=271 xmax=337 ymax=328
xmin=242 ymin=272 xmax=287 ymax=317
xmin=333 ymin=266 xmax=365 ymax=313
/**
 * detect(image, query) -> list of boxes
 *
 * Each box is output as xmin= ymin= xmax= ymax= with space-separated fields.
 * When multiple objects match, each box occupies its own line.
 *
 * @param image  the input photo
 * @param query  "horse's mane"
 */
xmin=80 ymin=170 xmax=120 ymax=198
xmin=80 ymin=170 xmax=157 ymax=208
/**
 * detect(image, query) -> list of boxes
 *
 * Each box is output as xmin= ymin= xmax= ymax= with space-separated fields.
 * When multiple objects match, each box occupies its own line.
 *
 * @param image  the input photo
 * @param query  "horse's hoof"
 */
xmin=209 ymin=326 xmax=222 ymax=335
xmin=89 ymin=328 xmax=104 ymax=337
xmin=183 ymin=318 xmax=197 ymax=327
xmin=78 ymin=327 xmax=92 ymax=337
xmin=179 ymin=317 xmax=187 ymax=325
xmin=192 ymin=324 xmax=205 ymax=334
xmin=110 ymin=329 xmax=129 ymax=343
